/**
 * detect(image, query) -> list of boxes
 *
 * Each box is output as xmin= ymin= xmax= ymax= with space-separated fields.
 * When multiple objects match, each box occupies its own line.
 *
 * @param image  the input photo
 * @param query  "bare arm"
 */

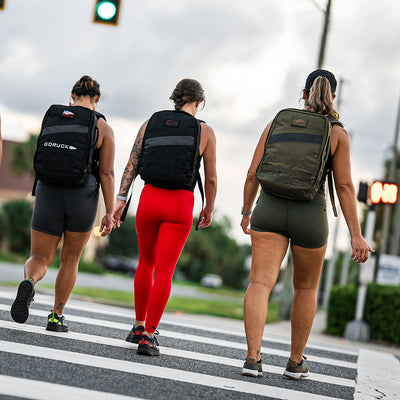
xmin=198 ymin=123 xmax=217 ymax=228
xmin=112 ymin=121 xmax=147 ymax=226
xmin=240 ymin=123 xmax=271 ymax=234
xmin=331 ymin=125 xmax=374 ymax=262
xmin=97 ymin=118 xmax=115 ymax=236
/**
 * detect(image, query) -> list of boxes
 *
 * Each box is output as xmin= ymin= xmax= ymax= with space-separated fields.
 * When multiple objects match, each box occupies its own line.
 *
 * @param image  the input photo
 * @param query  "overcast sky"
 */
xmin=1 ymin=0 xmax=400 ymax=250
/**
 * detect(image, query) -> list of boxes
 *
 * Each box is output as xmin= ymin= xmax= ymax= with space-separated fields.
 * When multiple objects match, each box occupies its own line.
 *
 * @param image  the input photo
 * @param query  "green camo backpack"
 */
xmin=256 ymin=108 xmax=342 ymax=216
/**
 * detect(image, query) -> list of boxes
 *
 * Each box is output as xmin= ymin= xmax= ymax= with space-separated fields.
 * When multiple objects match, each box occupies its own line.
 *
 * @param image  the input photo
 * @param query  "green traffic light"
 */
xmin=96 ymin=1 xmax=117 ymax=20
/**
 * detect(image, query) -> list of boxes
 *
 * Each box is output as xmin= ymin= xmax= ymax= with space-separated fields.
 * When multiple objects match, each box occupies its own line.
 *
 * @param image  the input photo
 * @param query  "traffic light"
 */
xmin=357 ymin=182 xmax=369 ymax=203
xmin=0 ymin=1 xmax=5 ymax=10
xmin=93 ymin=0 xmax=121 ymax=25
xmin=370 ymin=181 xmax=399 ymax=204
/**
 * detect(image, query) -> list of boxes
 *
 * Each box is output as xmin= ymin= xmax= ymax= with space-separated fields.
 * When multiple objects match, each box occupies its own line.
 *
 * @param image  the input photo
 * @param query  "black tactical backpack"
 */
xmin=33 ymin=105 xmax=103 ymax=189
xmin=256 ymin=108 xmax=343 ymax=216
xmin=138 ymin=109 xmax=202 ymax=191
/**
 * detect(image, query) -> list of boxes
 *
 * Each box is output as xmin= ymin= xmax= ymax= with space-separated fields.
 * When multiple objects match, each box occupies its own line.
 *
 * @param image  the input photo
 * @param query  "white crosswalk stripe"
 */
xmin=0 ymin=288 xmax=388 ymax=399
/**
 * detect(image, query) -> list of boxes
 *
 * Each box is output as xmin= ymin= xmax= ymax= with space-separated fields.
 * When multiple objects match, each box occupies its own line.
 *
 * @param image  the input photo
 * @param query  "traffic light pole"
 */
xmin=344 ymin=205 xmax=376 ymax=342
xmin=380 ymin=96 xmax=400 ymax=254
xmin=389 ymin=97 xmax=400 ymax=255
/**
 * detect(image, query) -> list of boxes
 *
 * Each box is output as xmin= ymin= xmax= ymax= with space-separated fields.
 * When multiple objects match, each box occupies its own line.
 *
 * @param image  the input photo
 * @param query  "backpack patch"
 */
xmin=33 ymin=105 xmax=99 ymax=188
xmin=256 ymin=108 xmax=333 ymax=201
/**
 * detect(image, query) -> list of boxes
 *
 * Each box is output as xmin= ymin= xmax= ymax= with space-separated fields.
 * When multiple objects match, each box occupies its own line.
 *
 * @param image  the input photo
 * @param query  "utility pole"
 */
xmin=344 ymin=206 xmax=376 ymax=342
xmin=389 ymin=96 xmax=400 ymax=255
xmin=317 ymin=0 xmax=332 ymax=68
xmin=380 ymin=96 xmax=400 ymax=255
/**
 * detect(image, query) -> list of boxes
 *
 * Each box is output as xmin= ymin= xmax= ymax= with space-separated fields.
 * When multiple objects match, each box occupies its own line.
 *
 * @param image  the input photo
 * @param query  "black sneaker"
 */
xmin=11 ymin=279 xmax=35 ymax=323
xmin=46 ymin=312 xmax=68 ymax=332
xmin=283 ymin=356 xmax=309 ymax=380
xmin=242 ymin=358 xmax=263 ymax=377
xmin=137 ymin=333 xmax=160 ymax=356
xmin=126 ymin=325 xmax=144 ymax=344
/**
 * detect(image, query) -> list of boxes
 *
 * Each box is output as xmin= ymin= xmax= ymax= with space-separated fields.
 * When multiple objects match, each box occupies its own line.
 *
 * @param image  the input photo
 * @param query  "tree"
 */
xmin=177 ymin=215 xmax=251 ymax=289
xmin=105 ymin=215 xmax=139 ymax=258
xmin=9 ymin=133 xmax=37 ymax=177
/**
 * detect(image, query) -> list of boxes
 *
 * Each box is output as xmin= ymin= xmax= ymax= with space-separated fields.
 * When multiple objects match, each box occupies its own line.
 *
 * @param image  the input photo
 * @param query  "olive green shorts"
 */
xmin=250 ymin=190 xmax=329 ymax=249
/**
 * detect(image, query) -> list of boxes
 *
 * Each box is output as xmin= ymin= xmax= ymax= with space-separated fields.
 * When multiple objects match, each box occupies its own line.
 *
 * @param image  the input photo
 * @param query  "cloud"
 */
xmin=1 ymin=0 xmax=400 ymax=247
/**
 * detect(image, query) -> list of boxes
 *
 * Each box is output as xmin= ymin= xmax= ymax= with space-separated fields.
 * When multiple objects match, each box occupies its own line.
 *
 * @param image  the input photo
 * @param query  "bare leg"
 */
xmin=244 ymin=231 xmax=289 ymax=360
xmin=24 ymin=229 xmax=61 ymax=283
xmin=290 ymin=244 xmax=327 ymax=363
xmin=52 ymin=230 xmax=91 ymax=315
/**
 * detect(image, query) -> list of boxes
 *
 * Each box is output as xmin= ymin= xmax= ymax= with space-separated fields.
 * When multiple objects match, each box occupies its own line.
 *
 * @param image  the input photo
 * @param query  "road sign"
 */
xmin=377 ymin=254 xmax=400 ymax=285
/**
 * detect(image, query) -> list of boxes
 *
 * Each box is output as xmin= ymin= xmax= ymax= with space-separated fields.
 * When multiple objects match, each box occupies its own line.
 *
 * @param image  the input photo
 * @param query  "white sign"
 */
xmin=377 ymin=254 xmax=400 ymax=285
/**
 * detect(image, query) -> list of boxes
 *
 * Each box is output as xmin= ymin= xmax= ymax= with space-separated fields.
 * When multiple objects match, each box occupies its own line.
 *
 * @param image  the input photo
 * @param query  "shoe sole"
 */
xmin=46 ymin=324 xmax=68 ymax=332
xmin=126 ymin=335 xmax=142 ymax=344
xmin=242 ymin=368 xmax=263 ymax=377
xmin=283 ymin=370 xmax=309 ymax=380
xmin=137 ymin=345 xmax=160 ymax=356
xmin=11 ymin=280 xmax=34 ymax=324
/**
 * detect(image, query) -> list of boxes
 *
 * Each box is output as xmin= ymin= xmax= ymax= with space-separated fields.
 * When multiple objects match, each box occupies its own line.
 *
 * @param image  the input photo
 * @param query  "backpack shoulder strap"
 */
xmin=326 ymin=118 xmax=343 ymax=217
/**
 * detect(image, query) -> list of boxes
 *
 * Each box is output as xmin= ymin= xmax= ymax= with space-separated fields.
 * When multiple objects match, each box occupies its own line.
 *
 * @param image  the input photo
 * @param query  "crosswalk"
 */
xmin=0 ymin=287 xmax=398 ymax=399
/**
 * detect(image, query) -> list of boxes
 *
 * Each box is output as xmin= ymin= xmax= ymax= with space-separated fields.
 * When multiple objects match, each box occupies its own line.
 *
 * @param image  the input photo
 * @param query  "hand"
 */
xmin=100 ymin=213 xmax=114 ymax=237
xmin=198 ymin=208 xmax=213 ymax=229
xmin=350 ymin=236 xmax=374 ymax=263
xmin=112 ymin=199 xmax=126 ymax=228
xmin=241 ymin=215 xmax=251 ymax=235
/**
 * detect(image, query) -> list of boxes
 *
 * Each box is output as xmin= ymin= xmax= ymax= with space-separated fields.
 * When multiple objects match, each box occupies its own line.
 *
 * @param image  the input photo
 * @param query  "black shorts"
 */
xmin=31 ymin=175 xmax=99 ymax=237
xmin=250 ymin=189 xmax=329 ymax=249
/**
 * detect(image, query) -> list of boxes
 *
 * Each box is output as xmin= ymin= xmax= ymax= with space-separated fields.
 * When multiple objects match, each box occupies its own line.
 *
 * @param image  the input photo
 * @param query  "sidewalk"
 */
xmin=267 ymin=309 xmax=400 ymax=358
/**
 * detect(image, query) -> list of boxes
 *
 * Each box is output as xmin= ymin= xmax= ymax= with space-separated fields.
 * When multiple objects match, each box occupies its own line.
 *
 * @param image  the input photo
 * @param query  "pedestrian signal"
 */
xmin=93 ymin=0 xmax=120 ymax=25
xmin=370 ymin=181 xmax=398 ymax=204
xmin=0 ymin=1 xmax=5 ymax=10
xmin=357 ymin=182 xmax=369 ymax=203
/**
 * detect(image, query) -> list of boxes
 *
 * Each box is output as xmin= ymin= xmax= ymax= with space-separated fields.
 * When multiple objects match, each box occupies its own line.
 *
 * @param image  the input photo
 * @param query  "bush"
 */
xmin=365 ymin=283 xmax=400 ymax=343
xmin=1 ymin=199 xmax=33 ymax=253
xmin=326 ymin=283 xmax=400 ymax=344
xmin=326 ymin=284 xmax=357 ymax=336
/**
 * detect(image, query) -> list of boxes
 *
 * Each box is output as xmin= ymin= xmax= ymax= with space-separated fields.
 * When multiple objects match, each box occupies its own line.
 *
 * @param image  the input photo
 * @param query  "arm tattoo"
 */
xmin=118 ymin=122 xmax=146 ymax=197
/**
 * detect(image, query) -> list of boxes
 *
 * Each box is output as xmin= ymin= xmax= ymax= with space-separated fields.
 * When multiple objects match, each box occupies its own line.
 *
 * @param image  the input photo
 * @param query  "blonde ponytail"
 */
xmin=305 ymin=76 xmax=340 ymax=120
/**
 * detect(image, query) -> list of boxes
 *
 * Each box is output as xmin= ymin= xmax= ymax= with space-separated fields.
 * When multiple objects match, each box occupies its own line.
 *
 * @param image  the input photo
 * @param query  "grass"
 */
xmin=3 ymin=281 xmax=279 ymax=322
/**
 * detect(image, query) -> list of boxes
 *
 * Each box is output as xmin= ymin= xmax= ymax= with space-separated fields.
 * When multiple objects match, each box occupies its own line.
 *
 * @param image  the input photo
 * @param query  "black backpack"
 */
xmin=33 ymin=105 xmax=103 ymax=190
xmin=138 ymin=109 xmax=202 ymax=191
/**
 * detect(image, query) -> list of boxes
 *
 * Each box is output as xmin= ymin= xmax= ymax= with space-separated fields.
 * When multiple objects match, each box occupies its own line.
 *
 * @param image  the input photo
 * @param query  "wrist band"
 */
xmin=241 ymin=207 xmax=252 ymax=216
xmin=116 ymin=195 xmax=127 ymax=201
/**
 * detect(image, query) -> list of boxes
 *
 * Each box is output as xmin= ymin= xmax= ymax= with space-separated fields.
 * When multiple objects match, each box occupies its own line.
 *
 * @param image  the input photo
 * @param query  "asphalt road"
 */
xmin=1 ymin=286 xmax=399 ymax=399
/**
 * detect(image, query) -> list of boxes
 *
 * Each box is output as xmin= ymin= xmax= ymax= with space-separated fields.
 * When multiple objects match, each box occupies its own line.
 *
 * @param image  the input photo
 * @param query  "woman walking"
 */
xmin=11 ymin=75 xmax=115 ymax=331
xmin=113 ymin=78 xmax=217 ymax=356
xmin=241 ymin=69 xmax=373 ymax=379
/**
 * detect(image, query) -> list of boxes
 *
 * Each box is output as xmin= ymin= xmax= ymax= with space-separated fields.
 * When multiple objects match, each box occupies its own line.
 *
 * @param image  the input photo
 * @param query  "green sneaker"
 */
xmin=283 ymin=356 xmax=309 ymax=380
xmin=242 ymin=358 xmax=263 ymax=377
xmin=46 ymin=312 xmax=68 ymax=332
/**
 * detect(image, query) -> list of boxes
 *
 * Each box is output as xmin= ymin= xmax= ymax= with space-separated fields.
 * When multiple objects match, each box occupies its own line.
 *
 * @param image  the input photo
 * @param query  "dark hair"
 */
xmin=71 ymin=75 xmax=100 ymax=98
xmin=169 ymin=79 xmax=205 ymax=110
xmin=304 ymin=70 xmax=339 ymax=120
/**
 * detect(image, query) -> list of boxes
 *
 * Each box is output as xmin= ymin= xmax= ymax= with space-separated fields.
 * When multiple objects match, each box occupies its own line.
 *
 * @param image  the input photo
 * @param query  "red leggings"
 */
xmin=134 ymin=184 xmax=194 ymax=333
